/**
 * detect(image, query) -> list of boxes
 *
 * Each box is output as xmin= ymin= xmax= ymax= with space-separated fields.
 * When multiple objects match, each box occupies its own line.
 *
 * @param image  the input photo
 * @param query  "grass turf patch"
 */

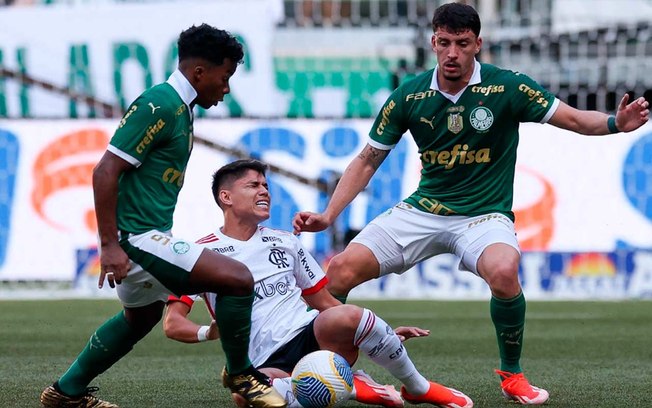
xmin=1 ymin=299 xmax=650 ymax=407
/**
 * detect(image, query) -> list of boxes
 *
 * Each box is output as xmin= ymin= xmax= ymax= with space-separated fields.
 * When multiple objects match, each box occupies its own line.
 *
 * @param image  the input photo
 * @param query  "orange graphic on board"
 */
xmin=31 ymin=128 xmax=109 ymax=232
xmin=564 ymin=253 xmax=616 ymax=277
xmin=513 ymin=166 xmax=556 ymax=251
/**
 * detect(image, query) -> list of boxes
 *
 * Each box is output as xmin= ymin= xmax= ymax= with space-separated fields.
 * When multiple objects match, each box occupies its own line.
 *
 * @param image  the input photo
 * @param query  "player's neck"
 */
xmin=436 ymin=73 xmax=471 ymax=95
xmin=220 ymin=221 xmax=257 ymax=241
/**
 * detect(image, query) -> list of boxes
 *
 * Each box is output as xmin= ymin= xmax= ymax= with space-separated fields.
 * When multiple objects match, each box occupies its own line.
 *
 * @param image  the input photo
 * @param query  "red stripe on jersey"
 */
xmin=195 ymin=233 xmax=219 ymax=244
xmin=301 ymin=276 xmax=328 ymax=296
xmin=167 ymin=295 xmax=194 ymax=309
xmin=201 ymin=293 xmax=216 ymax=320
xmin=354 ymin=311 xmax=376 ymax=347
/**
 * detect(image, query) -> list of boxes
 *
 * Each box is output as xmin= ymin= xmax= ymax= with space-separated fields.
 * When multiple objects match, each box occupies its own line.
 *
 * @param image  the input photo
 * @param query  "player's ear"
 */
xmin=219 ymin=190 xmax=232 ymax=207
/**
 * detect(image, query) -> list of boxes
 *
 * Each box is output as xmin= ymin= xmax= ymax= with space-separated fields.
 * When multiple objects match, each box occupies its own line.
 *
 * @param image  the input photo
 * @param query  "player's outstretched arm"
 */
xmin=293 ymin=143 xmax=389 ymax=235
xmin=548 ymin=93 xmax=649 ymax=135
xmin=303 ymin=288 xmax=343 ymax=312
xmin=164 ymin=299 xmax=219 ymax=343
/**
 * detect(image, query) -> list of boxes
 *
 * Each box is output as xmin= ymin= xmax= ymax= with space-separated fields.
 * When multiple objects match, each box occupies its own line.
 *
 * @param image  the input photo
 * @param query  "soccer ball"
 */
xmin=291 ymin=350 xmax=354 ymax=408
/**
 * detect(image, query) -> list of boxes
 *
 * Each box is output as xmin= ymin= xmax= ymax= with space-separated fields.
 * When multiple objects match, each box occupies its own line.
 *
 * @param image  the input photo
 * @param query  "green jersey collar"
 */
xmin=167 ymin=69 xmax=198 ymax=108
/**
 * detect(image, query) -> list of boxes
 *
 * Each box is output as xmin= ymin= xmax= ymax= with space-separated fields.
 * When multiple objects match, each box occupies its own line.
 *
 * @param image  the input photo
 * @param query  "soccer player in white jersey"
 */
xmin=164 ymin=159 xmax=474 ymax=408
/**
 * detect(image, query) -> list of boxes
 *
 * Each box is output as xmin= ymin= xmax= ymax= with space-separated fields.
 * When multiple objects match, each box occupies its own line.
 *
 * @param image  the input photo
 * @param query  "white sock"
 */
xmin=354 ymin=308 xmax=430 ymax=395
xmin=272 ymin=377 xmax=302 ymax=408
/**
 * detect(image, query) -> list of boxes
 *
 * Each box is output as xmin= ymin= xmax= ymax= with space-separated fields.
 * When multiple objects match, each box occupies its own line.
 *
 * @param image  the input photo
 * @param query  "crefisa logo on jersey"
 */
xmin=172 ymin=241 xmax=191 ymax=254
xmin=470 ymin=106 xmax=494 ymax=131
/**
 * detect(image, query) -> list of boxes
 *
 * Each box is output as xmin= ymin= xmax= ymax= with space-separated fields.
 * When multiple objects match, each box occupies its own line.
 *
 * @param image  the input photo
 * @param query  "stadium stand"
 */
xmin=0 ymin=0 xmax=650 ymax=117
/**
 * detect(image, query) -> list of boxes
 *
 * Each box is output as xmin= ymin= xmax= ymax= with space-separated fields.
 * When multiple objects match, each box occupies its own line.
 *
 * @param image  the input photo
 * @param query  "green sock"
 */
xmin=58 ymin=311 xmax=139 ymax=396
xmin=333 ymin=293 xmax=348 ymax=304
xmin=490 ymin=292 xmax=526 ymax=373
xmin=307 ymin=293 xmax=347 ymax=312
xmin=214 ymin=293 xmax=254 ymax=375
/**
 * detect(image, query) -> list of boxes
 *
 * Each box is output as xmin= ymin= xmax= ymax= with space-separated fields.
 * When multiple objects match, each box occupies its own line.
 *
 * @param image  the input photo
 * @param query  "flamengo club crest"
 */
xmin=470 ymin=106 xmax=494 ymax=131
xmin=446 ymin=106 xmax=465 ymax=134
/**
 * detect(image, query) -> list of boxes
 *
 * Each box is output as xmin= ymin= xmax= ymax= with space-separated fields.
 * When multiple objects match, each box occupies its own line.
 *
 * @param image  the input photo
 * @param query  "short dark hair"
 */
xmin=211 ymin=159 xmax=268 ymax=208
xmin=178 ymin=24 xmax=244 ymax=66
xmin=432 ymin=2 xmax=481 ymax=37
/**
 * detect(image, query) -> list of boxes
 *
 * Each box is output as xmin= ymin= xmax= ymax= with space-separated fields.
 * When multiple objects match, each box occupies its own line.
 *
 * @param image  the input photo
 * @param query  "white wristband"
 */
xmin=196 ymin=325 xmax=211 ymax=342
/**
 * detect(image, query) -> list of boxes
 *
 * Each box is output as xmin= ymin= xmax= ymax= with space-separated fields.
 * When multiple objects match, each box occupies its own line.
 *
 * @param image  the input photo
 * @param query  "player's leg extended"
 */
xmin=314 ymin=305 xmax=402 ymax=407
xmin=188 ymin=249 xmax=286 ymax=408
xmin=477 ymin=242 xmax=549 ymax=405
xmin=477 ymin=243 xmax=524 ymax=373
xmin=42 ymin=303 xmax=163 ymax=407
xmin=187 ymin=249 xmax=255 ymax=374
xmin=315 ymin=306 xmax=472 ymax=408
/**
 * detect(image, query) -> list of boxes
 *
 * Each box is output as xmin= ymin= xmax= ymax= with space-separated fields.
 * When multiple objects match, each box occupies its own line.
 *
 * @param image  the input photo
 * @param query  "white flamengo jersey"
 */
xmin=173 ymin=226 xmax=326 ymax=367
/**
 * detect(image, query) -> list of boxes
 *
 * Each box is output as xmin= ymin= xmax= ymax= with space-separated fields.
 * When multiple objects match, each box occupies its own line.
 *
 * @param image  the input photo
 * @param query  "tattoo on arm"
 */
xmin=358 ymin=145 xmax=388 ymax=170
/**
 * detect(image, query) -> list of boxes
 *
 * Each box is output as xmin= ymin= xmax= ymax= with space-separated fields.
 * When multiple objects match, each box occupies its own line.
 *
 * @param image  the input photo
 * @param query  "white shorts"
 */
xmin=115 ymin=230 xmax=204 ymax=308
xmin=351 ymin=202 xmax=520 ymax=276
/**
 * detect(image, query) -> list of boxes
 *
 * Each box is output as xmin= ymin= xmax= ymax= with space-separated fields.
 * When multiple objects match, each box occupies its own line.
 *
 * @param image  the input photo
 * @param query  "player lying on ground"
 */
xmin=164 ymin=159 xmax=474 ymax=408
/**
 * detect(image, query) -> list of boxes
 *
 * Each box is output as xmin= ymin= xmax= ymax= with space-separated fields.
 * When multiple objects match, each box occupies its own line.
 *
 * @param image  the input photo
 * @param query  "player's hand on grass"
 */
xmin=394 ymin=326 xmax=430 ymax=342
xmin=615 ymin=94 xmax=650 ymax=132
xmin=98 ymin=242 xmax=131 ymax=288
xmin=292 ymin=211 xmax=332 ymax=234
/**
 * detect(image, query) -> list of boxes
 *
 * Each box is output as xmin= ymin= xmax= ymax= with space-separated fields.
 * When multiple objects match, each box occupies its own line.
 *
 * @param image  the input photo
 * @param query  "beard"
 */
xmin=442 ymin=72 xmax=463 ymax=81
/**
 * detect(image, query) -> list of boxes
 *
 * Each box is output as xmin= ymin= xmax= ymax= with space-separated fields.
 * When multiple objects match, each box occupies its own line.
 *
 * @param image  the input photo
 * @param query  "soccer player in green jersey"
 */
xmin=293 ymin=3 xmax=649 ymax=406
xmin=40 ymin=24 xmax=286 ymax=408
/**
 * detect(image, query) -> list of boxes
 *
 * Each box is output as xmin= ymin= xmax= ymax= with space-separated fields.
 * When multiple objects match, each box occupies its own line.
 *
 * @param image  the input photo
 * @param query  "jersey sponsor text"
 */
xmin=136 ymin=119 xmax=166 ymax=154
xmin=420 ymin=144 xmax=491 ymax=169
xmin=375 ymin=99 xmax=396 ymax=136
xmin=518 ymin=84 xmax=549 ymax=107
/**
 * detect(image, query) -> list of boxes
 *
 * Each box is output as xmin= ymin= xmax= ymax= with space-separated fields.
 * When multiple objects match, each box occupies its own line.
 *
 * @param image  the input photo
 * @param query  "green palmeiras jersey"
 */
xmin=107 ymin=70 xmax=195 ymax=234
xmin=369 ymin=61 xmax=559 ymax=220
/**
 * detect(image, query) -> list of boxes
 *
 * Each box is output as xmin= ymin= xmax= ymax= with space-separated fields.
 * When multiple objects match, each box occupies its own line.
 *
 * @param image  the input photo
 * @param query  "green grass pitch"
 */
xmin=1 ymin=299 xmax=651 ymax=407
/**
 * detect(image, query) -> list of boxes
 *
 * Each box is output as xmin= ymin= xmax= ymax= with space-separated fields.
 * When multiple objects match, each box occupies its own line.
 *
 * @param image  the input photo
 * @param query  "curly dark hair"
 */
xmin=432 ymin=3 xmax=481 ymax=37
xmin=178 ymin=24 xmax=244 ymax=66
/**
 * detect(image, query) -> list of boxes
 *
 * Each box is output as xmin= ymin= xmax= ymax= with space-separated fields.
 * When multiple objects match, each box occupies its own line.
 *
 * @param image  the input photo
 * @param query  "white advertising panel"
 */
xmin=0 ymin=119 xmax=650 ymax=299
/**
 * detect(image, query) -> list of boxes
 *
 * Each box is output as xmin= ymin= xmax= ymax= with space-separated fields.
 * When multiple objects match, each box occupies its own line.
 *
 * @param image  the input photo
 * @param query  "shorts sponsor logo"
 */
xmin=172 ymin=241 xmax=190 ymax=254
xmin=470 ymin=106 xmax=494 ymax=131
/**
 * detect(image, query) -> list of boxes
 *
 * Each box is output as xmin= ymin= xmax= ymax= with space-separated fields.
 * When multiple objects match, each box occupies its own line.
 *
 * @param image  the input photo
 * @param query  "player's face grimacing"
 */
xmin=431 ymin=27 xmax=481 ymax=82
xmin=194 ymin=58 xmax=237 ymax=109
xmin=229 ymin=170 xmax=271 ymax=224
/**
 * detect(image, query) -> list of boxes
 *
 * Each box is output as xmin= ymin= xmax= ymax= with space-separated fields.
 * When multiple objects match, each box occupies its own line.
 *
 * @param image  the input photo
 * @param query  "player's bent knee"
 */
xmin=484 ymin=264 xmax=521 ymax=297
xmin=327 ymin=255 xmax=375 ymax=294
